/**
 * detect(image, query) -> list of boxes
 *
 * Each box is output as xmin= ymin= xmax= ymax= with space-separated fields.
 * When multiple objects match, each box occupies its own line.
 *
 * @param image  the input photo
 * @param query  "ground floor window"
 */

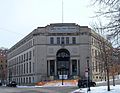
xmin=72 ymin=60 xmax=77 ymax=75
xmin=50 ymin=60 xmax=55 ymax=75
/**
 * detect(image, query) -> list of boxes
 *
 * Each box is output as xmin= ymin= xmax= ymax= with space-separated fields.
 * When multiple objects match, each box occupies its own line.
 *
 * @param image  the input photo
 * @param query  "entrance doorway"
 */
xmin=56 ymin=49 xmax=70 ymax=79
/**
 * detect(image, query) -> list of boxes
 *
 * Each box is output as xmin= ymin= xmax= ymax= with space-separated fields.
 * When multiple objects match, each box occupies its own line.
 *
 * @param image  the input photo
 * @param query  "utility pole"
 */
xmin=62 ymin=0 xmax=64 ymax=23
xmin=86 ymin=57 xmax=91 ymax=91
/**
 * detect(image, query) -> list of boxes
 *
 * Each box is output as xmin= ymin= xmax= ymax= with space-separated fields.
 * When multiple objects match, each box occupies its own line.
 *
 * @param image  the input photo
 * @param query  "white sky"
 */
xmin=0 ymin=0 xmax=95 ymax=49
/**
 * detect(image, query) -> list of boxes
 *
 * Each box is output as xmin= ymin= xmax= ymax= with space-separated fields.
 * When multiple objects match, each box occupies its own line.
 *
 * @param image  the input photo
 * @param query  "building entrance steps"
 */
xmin=36 ymin=79 xmax=78 ymax=86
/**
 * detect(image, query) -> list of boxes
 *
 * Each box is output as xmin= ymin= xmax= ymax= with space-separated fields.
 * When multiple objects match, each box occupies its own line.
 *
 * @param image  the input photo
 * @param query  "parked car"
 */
xmin=78 ymin=79 xmax=96 ymax=88
xmin=6 ymin=81 xmax=17 ymax=87
xmin=0 ymin=82 xmax=2 ymax=86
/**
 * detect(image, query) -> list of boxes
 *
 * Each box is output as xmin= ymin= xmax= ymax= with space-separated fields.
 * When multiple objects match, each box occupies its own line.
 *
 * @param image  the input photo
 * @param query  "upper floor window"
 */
xmin=21 ymin=55 xmax=23 ymax=62
xmin=19 ymin=56 xmax=20 ymax=63
xmin=29 ymin=51 xmax=32 ymax=60
xmin=24 ymin=54 xmax=25 ymax=62
xmin=95 ymin=50 xmax=97 ymax=57
xmin=57 ymin=37 xmax=60 ymax=44
xmin=91 ymin=38 xmax=94 ymax=45
xmin=61 ymin=37 xmax=65 ymax=44
xmin=66 ymin=37 xmax=69 ymax=44
xmin=72 ymin=37 xmax=76 ymax=44
xmin=26 ymin=52 xmax=28 ymax=61
xmin=50 ymin=37 xmax=54 ymax=44
xmin=29 ymin=62 xmax=31 ymax=73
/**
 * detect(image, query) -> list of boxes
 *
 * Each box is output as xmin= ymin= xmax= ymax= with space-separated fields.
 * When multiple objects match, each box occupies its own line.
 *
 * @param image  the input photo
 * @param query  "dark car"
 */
xmin=0 ymin=82 xmax=2 ymax=86
xmin=78 ymin=79 xmax=96 ymax=88
xmin=6 ymin=81 xmax=17 ymax=87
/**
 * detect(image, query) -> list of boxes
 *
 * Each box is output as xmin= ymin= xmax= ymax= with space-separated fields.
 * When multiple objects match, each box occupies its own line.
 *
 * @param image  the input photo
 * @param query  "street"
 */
xmin=0 ymin=86 xmax=78 ymax=93
xmin=1 ymin=79 xmax=120 ymax=93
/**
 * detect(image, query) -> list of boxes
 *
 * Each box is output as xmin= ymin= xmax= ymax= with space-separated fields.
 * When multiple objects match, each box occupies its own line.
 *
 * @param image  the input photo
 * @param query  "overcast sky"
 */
xmin=0 ymin=0 xmax=95 ymax=49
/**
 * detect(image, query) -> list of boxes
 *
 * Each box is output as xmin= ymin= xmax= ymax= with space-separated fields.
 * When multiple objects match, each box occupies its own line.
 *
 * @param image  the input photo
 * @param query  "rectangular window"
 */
xmin=95 ymin=50 xmax=97 ymax=58
xmin=21 ymin=55 xmax=23 ymax=62
xmin=72 ymin=37 xmax=76 ymax=44
xmin=33 ymin=49 xmax=35 ymax=57
xmin=50 ymin=60 xmax=55 ymax=75
xmin=29 ymin=62 xmax=31 ymax=73
xmin=33 ymin=63 xmax=35 ymax=72
xmin=17 ymin=66 xmax=18 ymax=75
xmin=57 ymin=37 xmax=60 ymax=44
xmin=26 ymin=63 xmax=28 ymax=73
xmin=92 ymin=62 xmax=94 ymax=71
xmin=19 ymin=56 xmax=20 ymax=63
xmin=29 ymin=77 xmax=31 ymax=83
xmin=72 ymin=60 xmax=77 ymax=75
xmin=92 ymin=49 xmax=94 ymax=57
xmin=26 ymin=52 xmax=28 ymax=61
xmin=61 ymin=37 xmax=65 ymax=44
xmin=50 ymin=37 xmax=54 ymax=44
xmin=19 ymin=65 xmax=20 ymax=75
xmin=21 ymin=78 xmax=22 ymax=84
xmin=29 ymin=51 xmax=32 ymax=60
xmin=96 ymin=61 xmax=97 ymax=72
xmin=32 ymin=77 xmax=34 ymax=83
xmin=21 ymin=64 xmax=23 ymax=75
xmin=26 ymin=77 xmax=28 ymax=84
xmin=24 ymin=63 xmax=25 ymax=74
xmin=92 ymin=38 xmax=94 ymax=45
xmin=24 ymin=54 xmax=25 ymax=62
xmin=66 ymin=37 xmax=69 ymax=44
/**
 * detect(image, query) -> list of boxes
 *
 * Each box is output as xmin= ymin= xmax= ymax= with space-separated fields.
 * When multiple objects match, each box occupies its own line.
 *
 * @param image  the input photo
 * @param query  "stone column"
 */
xmin=55 ymin=60 xmax=57 ymax=76
xmin=78 ymin=60 xmax=80 ymax=76
xmin=48 ymin=60 xmax=50 ymax=76
xmin=77 ymin=60 xmax=79 ymax=75
xmin=70 ymin=60 xmax=72 ymax=76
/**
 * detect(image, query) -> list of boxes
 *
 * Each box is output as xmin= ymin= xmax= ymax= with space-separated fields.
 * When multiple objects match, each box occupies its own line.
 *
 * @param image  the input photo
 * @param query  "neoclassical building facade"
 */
xmin=7 ymin=23 xmax=111 ymax=84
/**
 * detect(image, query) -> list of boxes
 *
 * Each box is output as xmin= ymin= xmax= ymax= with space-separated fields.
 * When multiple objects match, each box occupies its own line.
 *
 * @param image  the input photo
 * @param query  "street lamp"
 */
xmin=86 ymin=57 xmax=91 ymax=91
xmin=60 ymin=65 xmax=65 ymax=85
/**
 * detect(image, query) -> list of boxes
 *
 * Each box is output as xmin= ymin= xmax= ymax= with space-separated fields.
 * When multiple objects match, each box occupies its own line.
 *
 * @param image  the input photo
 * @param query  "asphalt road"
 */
xmin=0 ymin=86 xmax=79 ymax=93
xmin=1 ymin=79 xmax=120 ymax=93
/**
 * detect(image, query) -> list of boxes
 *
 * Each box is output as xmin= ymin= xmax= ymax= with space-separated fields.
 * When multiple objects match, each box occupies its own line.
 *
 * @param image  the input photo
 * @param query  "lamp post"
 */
xmin=60 ymin=65 xmax=65 ymax=85
xmin=86 ymin=57 xmax=91 ymax=91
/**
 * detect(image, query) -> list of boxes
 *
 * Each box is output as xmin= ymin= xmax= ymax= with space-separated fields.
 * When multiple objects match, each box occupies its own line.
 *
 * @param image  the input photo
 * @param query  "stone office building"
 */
xmin=7 ymin=23 xmax=110 ymax=84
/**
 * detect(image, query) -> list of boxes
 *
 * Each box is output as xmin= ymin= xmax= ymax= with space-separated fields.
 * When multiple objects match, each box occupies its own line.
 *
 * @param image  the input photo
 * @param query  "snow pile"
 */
xmin=71 ymin=85 xmax=120 ymax=93
xmin=43 ymin=82 xmax=77 ymax=87
xmin=17 ymin=86 xmax=36 ymax=88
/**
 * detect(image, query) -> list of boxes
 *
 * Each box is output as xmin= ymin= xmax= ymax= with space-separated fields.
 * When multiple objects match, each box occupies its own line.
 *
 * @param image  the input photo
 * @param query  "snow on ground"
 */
xmin=17 ymin=86 xmax=36 ymax=88
xmin=42 ymin=82 xmax=77 ymax=87
xmin=17 ymin=84 xmax=120 ymax=93
xmin=17 ymin=82 xmax=77 ymax=88
xmin=71 ymin=85 xmax=120 ymax=93
xmin=17 ymin=75 xmax=120 ymax=93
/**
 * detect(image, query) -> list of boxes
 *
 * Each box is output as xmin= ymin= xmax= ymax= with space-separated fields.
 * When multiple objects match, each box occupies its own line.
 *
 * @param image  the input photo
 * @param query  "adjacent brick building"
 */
xmin=0 ymin=48 xmax=8 ymax=84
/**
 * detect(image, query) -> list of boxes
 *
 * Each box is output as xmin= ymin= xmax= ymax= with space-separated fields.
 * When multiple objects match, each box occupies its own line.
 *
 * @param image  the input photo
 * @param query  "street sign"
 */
xmin=85 ymin=71 xmax=88 ymax=78
xmin=59 ymin=75 xmax=68 ymax=79
xmin=85 ymin=67 xmax=88 ymax=78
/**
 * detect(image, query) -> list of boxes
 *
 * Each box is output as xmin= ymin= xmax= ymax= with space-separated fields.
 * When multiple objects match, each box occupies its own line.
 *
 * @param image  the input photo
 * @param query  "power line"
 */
xmin=0 ymin=27 xmax=24 ymax=36
xmin=62 ymin=0 xmax=64 ymax=23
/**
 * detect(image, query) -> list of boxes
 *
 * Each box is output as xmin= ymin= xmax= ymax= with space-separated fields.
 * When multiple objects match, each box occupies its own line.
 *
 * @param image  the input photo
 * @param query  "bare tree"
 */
xmin=90 ymin=20 xmax=113 ymax=91
xmin=91 ymin=0 xmax=120 ymax=48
